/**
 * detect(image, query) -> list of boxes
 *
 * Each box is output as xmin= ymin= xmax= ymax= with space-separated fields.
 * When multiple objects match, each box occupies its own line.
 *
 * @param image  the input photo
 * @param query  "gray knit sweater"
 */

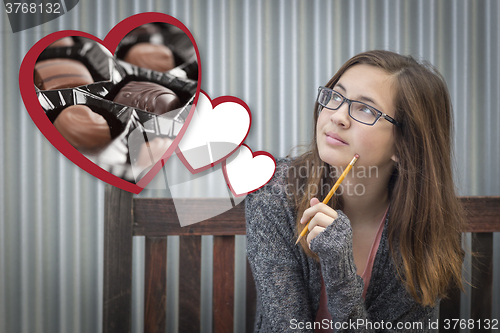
xmin=246 ymin=159 xmax=436 ymax=332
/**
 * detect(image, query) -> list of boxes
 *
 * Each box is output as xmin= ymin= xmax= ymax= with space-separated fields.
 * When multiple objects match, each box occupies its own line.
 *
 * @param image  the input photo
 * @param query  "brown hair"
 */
xmin=288 ymin=50 xmax=465 ymax=306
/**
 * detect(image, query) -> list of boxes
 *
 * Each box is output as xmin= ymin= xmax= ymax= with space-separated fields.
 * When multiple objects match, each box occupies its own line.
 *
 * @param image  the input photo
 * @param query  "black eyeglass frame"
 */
xmin=317 ymin=86 xmax=402 ymax=127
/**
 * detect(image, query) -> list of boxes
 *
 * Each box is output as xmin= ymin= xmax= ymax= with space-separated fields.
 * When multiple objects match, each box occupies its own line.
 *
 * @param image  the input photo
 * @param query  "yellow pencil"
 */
xmin=295 ymin=154 xmax=359 ymax=245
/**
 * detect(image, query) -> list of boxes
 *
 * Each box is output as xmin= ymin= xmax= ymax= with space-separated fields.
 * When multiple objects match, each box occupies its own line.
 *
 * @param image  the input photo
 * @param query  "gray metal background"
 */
xmin=1 ymin=0 xmax=499 ymax=332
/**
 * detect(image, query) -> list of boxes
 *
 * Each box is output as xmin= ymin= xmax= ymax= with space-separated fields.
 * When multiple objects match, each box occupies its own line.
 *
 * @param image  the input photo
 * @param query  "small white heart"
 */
xmin=177 ymin=91 xmax=251 ymax=173
xmin=223 ymin=144 xmax=276 ymax=197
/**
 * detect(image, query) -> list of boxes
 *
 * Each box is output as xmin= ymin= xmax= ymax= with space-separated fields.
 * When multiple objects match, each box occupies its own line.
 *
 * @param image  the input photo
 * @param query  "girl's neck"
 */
xmin=342 ymin=191 xmax=390 ymax=227
xmin=338 ymin=165 xmax=393 ymax=227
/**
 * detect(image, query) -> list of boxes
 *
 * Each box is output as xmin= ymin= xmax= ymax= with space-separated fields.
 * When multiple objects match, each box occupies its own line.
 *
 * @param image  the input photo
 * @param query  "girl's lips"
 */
xmin=325 ymin=133 xmax=348 ymax=146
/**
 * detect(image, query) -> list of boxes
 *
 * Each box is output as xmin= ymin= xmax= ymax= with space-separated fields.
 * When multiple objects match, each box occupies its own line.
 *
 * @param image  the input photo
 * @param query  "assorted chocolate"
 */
xmin=115 ymin=23 xmax=198 ymax=80
xmin=113 ymin=81 xmax=182 ymax=115
xmin=35 ymin=25 xmax=198 ymax=183
xmin=34 ymin=58 xmax=94 ymax=90
xmin=124 ymin=43 xmax=176 ymax=72
xmin=48 ymin=37 xmax=75 ymax=48
xmin=127 ymin=23 xmax=161 ymax=37
xmin=53 ymin=105 xmax=111 ymax=154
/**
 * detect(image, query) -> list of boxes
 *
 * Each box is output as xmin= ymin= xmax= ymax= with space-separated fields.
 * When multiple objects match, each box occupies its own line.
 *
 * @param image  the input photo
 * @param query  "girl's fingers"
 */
xmin=310 ymin=197 xmax=321 ymax=207
xmin=307 ymin=226 xmax=325 ymax=247
xmin=299 ymin=197 xmax=340 ymax=247
xmin=300 ymin=201 xmax=338 ymax=224
xmin=307 ymin=212 xmax=333 ymax=231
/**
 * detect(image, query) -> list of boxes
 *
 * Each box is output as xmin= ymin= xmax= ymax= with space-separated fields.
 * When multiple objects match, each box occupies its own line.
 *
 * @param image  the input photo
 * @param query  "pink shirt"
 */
xmin=314 ymin=207 xmax=389 ymax=332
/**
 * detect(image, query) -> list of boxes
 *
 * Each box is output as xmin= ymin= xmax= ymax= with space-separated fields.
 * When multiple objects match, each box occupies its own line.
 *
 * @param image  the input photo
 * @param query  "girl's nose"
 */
xmin=330 ymin=102 xmax=351 ymax=128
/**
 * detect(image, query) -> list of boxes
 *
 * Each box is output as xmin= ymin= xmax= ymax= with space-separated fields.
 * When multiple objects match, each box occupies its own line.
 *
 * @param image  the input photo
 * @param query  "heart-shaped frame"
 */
xmin=19 ymin=12 xmax=202 ymax=193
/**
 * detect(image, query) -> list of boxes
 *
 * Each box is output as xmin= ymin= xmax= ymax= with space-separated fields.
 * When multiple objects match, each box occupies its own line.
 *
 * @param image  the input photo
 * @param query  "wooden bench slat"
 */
xmin=470 ymin=233 xmax=493 ymax=333
xmin=461 ymin=197 xmax=500 ymax=232
xmin=213 ymin=236 xmax=235 ymax=333
xmin=133 ymin=197 xmax=500 ymax=235
xmin=103 ymin=186 xmax=134 ymax=333
xmin=133 ymin=199 xmax=246 ymax=236
xmin=179 ymin=236 xmax=202 ymax=332
xmin=144 ymin=237 xmax=167 ymax=333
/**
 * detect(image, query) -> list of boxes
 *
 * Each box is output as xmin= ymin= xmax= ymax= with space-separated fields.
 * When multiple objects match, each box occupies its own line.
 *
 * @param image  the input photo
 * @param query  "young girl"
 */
xmin=246 ymin=50 xmax=465 ymax=332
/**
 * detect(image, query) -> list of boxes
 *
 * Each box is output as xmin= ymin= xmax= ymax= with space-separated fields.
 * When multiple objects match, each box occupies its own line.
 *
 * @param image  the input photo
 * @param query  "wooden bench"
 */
xmin=102 ymin=184 xmax=500 ymax=333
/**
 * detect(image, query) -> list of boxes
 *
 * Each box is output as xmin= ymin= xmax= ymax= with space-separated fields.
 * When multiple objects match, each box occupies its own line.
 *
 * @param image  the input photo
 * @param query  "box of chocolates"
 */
xmin=34 ymin=24 xmax=199 ymax=184
xmin=115 ymin=22 xmax=198 ymax=80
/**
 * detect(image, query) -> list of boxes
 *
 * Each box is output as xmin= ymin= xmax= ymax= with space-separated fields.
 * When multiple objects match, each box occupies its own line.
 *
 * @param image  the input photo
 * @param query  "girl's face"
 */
xmin=316 ymin=64 xmax=398 ymax=170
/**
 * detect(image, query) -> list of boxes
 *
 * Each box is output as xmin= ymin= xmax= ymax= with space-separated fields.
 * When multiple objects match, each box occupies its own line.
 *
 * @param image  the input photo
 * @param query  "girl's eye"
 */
xmin=361 ymin=106 xmax=376 ymax=115
xmin=332 ymin=93 xmax=342 ymax=102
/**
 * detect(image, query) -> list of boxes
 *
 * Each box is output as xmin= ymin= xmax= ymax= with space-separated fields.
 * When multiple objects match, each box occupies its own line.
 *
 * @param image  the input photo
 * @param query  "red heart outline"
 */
xmin=175 ymin=90 xmax=252 ymax=174
xmin=222 ymin=143 xmax=276 ymax=197
xmin=19 ymin=12 xmax=202 ymax=194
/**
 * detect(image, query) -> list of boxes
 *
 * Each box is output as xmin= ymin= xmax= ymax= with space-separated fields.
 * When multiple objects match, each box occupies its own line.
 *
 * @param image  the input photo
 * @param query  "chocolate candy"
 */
xmin=128 ymin=24 xmax=161 ymax=37
xmin=113 ymin=81 xmax=182 ymax=115
xmin=53 ymin=105 xmax=111 ymax=154
xmin=135 ymin=137 xmax=173 ymax=168
xmin=34 ymin=58 xmax=94 ymax=90
xmin=48 ymin=37 xmax=75 ymax=48
xmin=123 ymin=42 xmax=175 ymax=72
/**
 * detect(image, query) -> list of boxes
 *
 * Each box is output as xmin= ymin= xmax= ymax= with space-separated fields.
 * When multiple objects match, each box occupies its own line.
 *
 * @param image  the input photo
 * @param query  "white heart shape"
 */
xmin=177 ymin=91 xmax=251 ymax=173
xmin=223 ymin=144 xmax=276 ymax=197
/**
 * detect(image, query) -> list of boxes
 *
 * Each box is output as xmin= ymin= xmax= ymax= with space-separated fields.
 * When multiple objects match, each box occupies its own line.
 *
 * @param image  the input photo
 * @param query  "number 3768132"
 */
xmin=5 ymin=2 xmax=61 ymax=14
xmin=443 ymin=319 xmax=498 ymax=330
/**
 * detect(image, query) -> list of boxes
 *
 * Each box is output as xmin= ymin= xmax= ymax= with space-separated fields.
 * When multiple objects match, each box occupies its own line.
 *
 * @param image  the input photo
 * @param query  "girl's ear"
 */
xmin=391 ymin=154 xmax=399 ymax=163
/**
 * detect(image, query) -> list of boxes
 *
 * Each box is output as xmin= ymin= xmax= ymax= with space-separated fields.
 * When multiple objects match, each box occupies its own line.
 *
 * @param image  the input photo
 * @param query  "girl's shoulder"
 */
xmin=245 ymin=157 xmax=300 ymax=247
xmin=268 ymin=157 xmax=292 ymax=185
xmin=245 ymin=157 xmax=296 ymax=225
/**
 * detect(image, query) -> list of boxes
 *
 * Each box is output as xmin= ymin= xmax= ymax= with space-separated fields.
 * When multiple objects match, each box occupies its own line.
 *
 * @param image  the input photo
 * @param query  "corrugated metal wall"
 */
xmin=1 ymin=0 xmax=499 ymax=332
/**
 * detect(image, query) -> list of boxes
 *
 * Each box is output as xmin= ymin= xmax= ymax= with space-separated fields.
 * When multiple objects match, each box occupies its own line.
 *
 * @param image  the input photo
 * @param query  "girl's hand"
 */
xmin=300 ymin=198 xmax=338 ymax=248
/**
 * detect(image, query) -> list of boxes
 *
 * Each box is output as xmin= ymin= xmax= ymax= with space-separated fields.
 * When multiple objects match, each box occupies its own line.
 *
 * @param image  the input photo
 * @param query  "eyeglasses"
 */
xmin=316 ymin=86 xmax=401 ymax=127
